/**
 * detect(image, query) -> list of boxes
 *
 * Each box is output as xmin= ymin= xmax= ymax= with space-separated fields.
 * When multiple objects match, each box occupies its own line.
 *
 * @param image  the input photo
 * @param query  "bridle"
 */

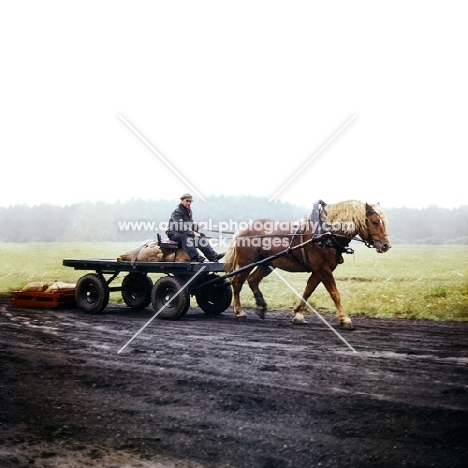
xmin=362 ymin=209 xmax=383 ymax=249
xmin=338 ymin=210 xmax=382 ymax=249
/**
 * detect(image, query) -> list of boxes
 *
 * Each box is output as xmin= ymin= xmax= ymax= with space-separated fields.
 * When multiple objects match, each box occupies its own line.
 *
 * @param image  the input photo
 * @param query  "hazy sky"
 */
xmin=1 ymin=1 xmax=467 ymax=210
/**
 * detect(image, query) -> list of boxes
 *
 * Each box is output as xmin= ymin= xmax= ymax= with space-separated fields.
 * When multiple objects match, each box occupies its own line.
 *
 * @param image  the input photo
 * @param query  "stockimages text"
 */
xmin=117 ymin=219 xmax=355 ymax=249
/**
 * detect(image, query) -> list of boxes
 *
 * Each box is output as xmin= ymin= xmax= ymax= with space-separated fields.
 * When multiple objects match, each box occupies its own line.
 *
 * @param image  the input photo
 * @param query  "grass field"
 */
xmin=1 ymin=242 xmax=467 ymax=321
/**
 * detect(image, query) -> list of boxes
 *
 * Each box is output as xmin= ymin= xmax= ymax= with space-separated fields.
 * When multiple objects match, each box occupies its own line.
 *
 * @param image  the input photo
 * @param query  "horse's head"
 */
xmin=358 ymin=203 xmax=391 ymax=253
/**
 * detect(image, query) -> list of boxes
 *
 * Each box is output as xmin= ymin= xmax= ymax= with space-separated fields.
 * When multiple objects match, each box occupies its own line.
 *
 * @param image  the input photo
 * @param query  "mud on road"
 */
xmin=1 ymin=297 xmax=467 ymax=467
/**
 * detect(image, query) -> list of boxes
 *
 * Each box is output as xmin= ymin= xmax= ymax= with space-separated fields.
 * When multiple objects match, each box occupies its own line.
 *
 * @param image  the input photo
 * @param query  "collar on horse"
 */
xmin=310 ymin=199 xmax=354 ymax=254
xmin=287 ymin=200 xmax=353 ymax=272
xmin=311 ymin=199 xmax=327 ymax=236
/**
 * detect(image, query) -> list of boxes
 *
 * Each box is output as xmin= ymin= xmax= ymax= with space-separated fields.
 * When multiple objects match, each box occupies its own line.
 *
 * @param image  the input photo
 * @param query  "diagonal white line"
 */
xmin=118 ymin=114 xmax=207 ymax=202
xmin=268 ymin=115 xmax=356 ymax=202
xmin=269 ymin=267 xmax=358 ymax=353
xmin=117 ymin=266 xmax=207 ymax=354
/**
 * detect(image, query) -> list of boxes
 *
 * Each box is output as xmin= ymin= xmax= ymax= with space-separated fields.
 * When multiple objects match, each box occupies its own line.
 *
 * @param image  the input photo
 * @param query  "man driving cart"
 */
xmin=166 ymin=193 xmax=225 ymax=263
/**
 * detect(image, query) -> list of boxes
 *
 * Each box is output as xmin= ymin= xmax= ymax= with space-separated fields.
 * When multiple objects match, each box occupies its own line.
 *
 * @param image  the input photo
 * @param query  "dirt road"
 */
xmin=1 ymin=297 xmax=467 ymax=467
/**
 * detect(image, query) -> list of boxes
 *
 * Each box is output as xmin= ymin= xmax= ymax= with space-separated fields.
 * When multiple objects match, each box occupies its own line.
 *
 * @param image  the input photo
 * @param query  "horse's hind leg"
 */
xmin=247 ymin=265 xmax=273 ymax=319
xmin=231 ymin=267 xmax=254 ymax=320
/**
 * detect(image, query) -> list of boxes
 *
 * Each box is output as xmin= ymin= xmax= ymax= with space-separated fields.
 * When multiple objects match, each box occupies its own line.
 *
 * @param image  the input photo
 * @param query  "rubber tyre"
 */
xmin=75 ymin=273 xmax=109 ymax=314
xmin=121 ymin=273 xmax=153 ymax=309
xmin=151 ymin=276 xmax=190 ymax=320
xmin=195 ymin=274 xmax=232 ymax=314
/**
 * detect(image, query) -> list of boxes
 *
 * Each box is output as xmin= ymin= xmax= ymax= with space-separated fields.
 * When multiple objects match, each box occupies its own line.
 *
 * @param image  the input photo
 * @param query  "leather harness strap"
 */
xmin=286 ymin=217 xmax=313 ymax=272
xmin=299 ymin=217 xmax=312 ymax=265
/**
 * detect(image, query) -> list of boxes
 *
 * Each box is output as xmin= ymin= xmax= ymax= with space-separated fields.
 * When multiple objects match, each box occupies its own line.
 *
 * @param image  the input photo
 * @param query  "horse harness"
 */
xmin=287 ymin=199 xmax=357 ymax=271
xmin=311 ymin=200 xmax=355 ymax=253
xmin=313 ymin=199 xmax=382 ymax=249
xmin=289 ymin=217 xmax=314 ymax=272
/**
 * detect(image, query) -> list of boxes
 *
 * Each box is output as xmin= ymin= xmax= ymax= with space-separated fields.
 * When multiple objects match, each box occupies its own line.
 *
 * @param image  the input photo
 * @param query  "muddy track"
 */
xmin=1 ymin=298 xmax=467 ymax=467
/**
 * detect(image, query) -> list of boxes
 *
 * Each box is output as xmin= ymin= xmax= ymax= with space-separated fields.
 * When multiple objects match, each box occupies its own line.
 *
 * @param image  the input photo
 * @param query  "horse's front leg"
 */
xmin=320 ymin=270 xmax=354 ymax=329
xmin=292 ymin=272 xmax=322 ymax=324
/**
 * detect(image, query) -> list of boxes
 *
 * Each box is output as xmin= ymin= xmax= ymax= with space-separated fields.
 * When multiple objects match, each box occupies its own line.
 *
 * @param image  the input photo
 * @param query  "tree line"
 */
xmin=0 ymin=196 xmax=467 ymax=244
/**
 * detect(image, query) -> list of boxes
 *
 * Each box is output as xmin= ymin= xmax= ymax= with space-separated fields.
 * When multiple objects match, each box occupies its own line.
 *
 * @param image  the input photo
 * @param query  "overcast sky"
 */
xmin=1 ymin=1 xmax=467 ymax=210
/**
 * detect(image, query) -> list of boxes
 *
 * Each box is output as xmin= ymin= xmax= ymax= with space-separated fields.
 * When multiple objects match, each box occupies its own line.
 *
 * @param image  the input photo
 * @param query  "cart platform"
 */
xmin=62 ymin=258 xmax=231 ymax=318
xmin=63 ymin=258 xmax=226 ymax=274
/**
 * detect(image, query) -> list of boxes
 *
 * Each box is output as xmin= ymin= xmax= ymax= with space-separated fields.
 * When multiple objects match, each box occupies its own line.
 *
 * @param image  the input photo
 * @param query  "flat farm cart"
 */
xmin=63 ymin=258 xmax=232 ymax=320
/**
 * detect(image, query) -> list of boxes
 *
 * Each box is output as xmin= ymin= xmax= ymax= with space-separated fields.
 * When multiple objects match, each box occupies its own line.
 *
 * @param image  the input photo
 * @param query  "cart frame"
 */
xmin=63 ymin=258 xmax=232 ymax=319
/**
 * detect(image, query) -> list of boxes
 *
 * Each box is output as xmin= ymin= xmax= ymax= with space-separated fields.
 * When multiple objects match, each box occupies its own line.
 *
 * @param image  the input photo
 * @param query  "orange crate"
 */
xmin=12 ymin=290 xmax=76 ymax=308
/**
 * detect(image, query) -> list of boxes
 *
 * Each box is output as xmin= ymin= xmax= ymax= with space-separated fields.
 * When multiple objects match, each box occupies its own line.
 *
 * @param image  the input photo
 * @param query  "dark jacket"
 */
xmin=166 ymin=204 xmax=199 ymax=236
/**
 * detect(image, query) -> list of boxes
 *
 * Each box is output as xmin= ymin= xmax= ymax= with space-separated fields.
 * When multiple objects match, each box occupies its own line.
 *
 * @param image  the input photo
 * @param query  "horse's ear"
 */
xmin=365 ymin=202 xmax=373 ymax=211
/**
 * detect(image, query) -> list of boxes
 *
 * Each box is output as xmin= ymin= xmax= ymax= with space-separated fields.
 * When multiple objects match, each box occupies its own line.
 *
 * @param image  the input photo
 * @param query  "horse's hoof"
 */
xmin=255 ymin=309 xmax=265 ymax=319
xmin=292 ymin=317 xmax=307 ymax=325
xmin=340 ymin=322 xmax=355 ymax=330
xmin=292 ymin=312 xmax=307 ymax=324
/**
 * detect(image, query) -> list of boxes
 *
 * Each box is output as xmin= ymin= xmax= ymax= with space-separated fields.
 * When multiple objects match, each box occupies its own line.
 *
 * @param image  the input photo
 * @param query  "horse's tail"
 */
xmin=223 ymin=234 xmax=239 ymax=273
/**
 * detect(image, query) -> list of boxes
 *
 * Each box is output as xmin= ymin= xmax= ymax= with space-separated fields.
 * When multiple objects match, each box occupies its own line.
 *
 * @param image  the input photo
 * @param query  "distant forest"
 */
xmin=0 ymin=196 xmax=467 ymax=244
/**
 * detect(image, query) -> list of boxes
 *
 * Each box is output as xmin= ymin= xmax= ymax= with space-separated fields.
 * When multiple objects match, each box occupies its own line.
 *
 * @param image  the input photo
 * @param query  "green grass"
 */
xmin=1 ymin=243 xmax=468 ymax=321
xmin=238 ymin=244 xmax=468 ymax=321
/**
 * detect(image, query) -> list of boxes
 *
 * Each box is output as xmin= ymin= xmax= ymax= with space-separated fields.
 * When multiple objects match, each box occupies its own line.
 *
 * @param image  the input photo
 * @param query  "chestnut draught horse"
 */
xmin=224 ymin=200 xmax=391 ymax=329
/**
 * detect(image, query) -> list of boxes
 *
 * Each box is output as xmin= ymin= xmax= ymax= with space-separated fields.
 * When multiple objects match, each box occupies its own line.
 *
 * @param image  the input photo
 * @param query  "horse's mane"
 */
xmin=321 ymin=200 xmax=387 ymax=235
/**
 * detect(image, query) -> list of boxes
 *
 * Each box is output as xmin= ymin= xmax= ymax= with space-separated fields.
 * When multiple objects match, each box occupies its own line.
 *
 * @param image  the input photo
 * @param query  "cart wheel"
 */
xmin=75 ymin=273 xmax=109 ymax=314
xmin=195 ymin=274 xmax=232 ymax=314
xmin=121 ymin=273 xmax=153 ymax=309
xmin=151 ymin=276 xmax=190 ymax=320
